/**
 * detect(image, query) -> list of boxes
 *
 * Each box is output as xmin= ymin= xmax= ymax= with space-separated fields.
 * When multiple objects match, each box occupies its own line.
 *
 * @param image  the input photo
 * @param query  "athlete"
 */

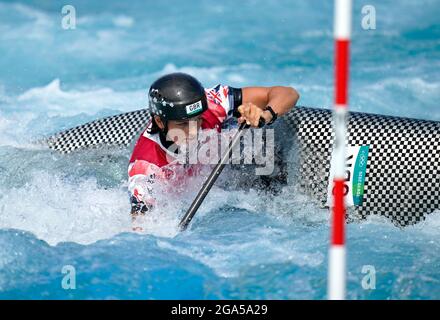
xmin=128 ymin=72 xmax=299 ymax=224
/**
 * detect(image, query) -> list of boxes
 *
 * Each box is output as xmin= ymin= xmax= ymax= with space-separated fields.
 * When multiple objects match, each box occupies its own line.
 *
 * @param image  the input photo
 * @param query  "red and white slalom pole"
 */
xmin=328 ymin=0 xmax=352 ymax=300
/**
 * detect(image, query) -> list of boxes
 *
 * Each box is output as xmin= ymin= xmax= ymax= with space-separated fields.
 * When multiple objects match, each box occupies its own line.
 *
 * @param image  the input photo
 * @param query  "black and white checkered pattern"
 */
xmin=284 ymin=107 xmax=440 ymax=227
xmin=44 ymin=106 xmax=440 ymax=226
xmin=46 ymin=110 xmax=151 ymax=153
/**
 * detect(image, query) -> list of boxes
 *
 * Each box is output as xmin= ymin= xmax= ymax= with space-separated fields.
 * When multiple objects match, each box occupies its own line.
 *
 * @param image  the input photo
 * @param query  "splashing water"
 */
xmin=0 ymin=0 xmax=439 ymax=299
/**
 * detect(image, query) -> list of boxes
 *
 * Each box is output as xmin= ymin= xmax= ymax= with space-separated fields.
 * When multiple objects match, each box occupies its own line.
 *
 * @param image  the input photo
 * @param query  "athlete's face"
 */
xmin=155 ymin=115 xmax=203 ymax=147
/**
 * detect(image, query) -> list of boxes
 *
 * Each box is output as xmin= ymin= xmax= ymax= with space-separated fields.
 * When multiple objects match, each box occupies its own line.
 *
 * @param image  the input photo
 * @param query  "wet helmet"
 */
xmin=148 ymin=73 xmax=208 ymax=120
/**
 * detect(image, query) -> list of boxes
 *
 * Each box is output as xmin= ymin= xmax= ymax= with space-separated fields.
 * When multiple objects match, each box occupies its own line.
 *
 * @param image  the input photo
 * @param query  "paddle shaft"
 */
xmin=178 ymin=122 xmax=248 ymax=231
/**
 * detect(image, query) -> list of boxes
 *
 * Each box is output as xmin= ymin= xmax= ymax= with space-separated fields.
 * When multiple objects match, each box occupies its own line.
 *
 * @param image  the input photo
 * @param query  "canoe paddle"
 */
xmin=179 ymin=118 xmax=265 ymax=231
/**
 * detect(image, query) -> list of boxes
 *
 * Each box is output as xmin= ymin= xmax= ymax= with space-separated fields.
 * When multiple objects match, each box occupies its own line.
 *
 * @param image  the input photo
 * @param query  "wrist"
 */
xmin=262 ymin=110 xmax=273 ymax=123
xmin=263 ymin=105 xmax=278 ymax=125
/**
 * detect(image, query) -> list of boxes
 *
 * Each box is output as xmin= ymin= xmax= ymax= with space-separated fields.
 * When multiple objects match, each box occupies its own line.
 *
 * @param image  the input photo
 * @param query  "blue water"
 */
xmin=0 ymin=0 xmax=439 ymax=299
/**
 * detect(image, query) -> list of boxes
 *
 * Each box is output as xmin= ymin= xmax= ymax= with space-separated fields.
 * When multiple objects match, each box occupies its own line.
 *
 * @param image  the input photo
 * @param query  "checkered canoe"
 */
xmin=44 ymin=106 xmax=440 ymax=226
xmin=46 ymin=109 xmax=151 ymax=153
xmin=284 ymin=107 xmax=440 ymax=227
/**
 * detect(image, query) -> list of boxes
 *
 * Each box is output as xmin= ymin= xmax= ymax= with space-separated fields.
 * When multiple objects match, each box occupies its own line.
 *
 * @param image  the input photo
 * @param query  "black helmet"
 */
xmin=148 ymin=73 xmax=208 ymax=121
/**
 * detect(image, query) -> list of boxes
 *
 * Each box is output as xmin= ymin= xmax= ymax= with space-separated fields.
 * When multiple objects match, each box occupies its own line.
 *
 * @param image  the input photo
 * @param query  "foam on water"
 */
xmin=0 ymin=0 xmax=439 ymax=299
xmin=0 ymin=171 xmax=131 ymax=245
xmin=15 ymin=79 xmax=145 ymax=117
